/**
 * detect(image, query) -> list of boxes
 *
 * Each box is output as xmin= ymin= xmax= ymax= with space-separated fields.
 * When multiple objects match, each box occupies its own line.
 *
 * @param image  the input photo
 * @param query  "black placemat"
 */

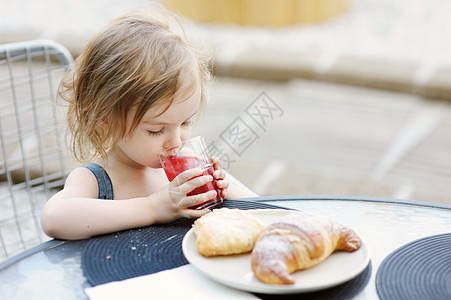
xmin=256 ymin=261 xmax=372 ymax=300
xmin=376 ymin=233 xmax=451 ymax=300
xmin=81 ymin=199 xmax=285 ymax=286
xmin=81 ymin=199 xmax=371 ymax=298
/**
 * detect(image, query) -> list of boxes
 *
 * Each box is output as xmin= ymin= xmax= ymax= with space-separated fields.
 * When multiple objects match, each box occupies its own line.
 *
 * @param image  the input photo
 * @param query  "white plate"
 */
xmin=182 ymin=209 xmax=370 ymax=294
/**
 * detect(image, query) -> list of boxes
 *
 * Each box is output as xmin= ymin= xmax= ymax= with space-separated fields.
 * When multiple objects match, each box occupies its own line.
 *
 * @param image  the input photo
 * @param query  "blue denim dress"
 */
xmin=82 ymin=163 xmax=114 ymax=200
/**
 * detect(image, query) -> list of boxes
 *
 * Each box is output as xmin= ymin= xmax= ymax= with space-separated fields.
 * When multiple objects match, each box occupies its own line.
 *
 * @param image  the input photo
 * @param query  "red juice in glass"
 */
xmin=162 ymin=156 xmax=222 ymax=209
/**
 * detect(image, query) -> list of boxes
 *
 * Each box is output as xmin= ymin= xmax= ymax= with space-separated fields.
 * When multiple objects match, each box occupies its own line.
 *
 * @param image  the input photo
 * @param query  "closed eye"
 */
xmin=145 ymin=116 xmax=194 ymax=136
xmin=182 ymin=118 xmax=194 ymax=127
xmin=147 ymin=127 xmax=166 ymax=136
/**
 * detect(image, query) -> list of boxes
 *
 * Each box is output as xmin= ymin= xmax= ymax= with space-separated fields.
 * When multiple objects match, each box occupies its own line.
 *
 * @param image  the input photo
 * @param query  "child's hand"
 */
xmin=151 ymin=168 xmax=215 ymax=223
xmin=211 ymin=156 xmax=229 ymax=199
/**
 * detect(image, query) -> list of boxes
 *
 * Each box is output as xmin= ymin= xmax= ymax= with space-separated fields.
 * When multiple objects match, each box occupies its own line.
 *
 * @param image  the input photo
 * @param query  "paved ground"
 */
xmin=195 ymin=76 xmax=451 ymax=205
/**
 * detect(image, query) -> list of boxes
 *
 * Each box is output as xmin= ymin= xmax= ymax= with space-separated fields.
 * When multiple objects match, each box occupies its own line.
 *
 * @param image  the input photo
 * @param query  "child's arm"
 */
xmin=225 ymin=180 xmax=259 ymax=199
xmin=41 ymin=167 xmax=214 ymax=240
xmin=211 ymin=157 xmax=259 ymax=199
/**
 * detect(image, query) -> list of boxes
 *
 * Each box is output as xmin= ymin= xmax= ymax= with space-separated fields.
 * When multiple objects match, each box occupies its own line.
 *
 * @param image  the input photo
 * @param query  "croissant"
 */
xmin=193 ymin=208 xmax=264 ymax=257
xmin=250 ymin=212 xmax=361 ymax=285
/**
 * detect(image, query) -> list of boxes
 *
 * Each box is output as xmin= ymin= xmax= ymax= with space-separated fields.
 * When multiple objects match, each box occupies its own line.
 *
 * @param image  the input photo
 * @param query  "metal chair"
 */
xmin=0 ymin=40 xmax=74 ymax=261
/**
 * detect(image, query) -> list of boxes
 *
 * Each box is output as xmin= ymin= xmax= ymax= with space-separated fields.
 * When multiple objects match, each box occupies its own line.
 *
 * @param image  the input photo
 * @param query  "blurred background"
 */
xmin=1 ymin=0 xmax=450 ymax=260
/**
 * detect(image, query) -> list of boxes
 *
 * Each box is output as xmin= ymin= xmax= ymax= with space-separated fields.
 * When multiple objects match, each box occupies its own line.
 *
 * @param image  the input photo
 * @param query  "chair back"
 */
xmin=0 ymin=40 xmax=74 ymax=261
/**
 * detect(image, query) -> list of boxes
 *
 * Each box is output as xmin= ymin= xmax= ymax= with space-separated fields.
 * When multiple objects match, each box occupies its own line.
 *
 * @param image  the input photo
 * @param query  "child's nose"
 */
xmin=164 ymin=134 xmax=182 ymax=149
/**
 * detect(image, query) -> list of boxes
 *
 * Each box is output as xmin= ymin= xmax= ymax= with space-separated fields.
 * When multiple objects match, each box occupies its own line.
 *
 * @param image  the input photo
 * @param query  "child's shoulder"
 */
xmin=64 ymin=165 xmax=100 ymax=188
xmin=51 ymin=165 xmax=102 ymax=200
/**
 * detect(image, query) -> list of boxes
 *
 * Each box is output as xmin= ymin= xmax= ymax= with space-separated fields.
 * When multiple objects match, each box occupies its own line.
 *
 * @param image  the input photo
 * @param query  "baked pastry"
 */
xmin=192 ymin=208 xmax=265 ymax=257
xmin=250 ymin=212 xmax=362 ymax=284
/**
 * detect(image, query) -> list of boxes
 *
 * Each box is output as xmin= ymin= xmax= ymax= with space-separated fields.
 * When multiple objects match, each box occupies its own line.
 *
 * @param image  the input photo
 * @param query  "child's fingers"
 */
xmin=213 ymin=169 xmax=226 ymax=179
xmin=183 ymin=190 xmax=217 ymax=208
xmin=178 ymin=174 xmax=213 ymax=195
xmin=215 ymin=179 xmax=229 ymax=189
xmin=183 ymin=208 xmax=210 ymax=219
xmin=218 ymin=180 xmax=229 ymax=198
xmin=171 ymin=168 xmax=203 ymax=187
xmin=210 ymin=156 xmax=220 ymax=170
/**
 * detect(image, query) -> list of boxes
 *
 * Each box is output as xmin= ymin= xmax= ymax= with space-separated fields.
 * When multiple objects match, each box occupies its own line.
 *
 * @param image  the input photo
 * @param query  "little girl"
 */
xmin=41 ymin=9 xmax=257 ymax=240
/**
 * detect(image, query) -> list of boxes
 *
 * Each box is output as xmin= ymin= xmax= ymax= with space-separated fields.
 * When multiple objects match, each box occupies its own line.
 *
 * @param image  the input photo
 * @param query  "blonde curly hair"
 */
xmin=58 ymin=9 xmax=211 ymax=162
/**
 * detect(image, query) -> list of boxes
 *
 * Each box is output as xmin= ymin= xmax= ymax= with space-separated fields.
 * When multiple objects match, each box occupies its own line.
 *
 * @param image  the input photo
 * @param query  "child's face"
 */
xmin=114 ymin=78 xmax=201 ymax=169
